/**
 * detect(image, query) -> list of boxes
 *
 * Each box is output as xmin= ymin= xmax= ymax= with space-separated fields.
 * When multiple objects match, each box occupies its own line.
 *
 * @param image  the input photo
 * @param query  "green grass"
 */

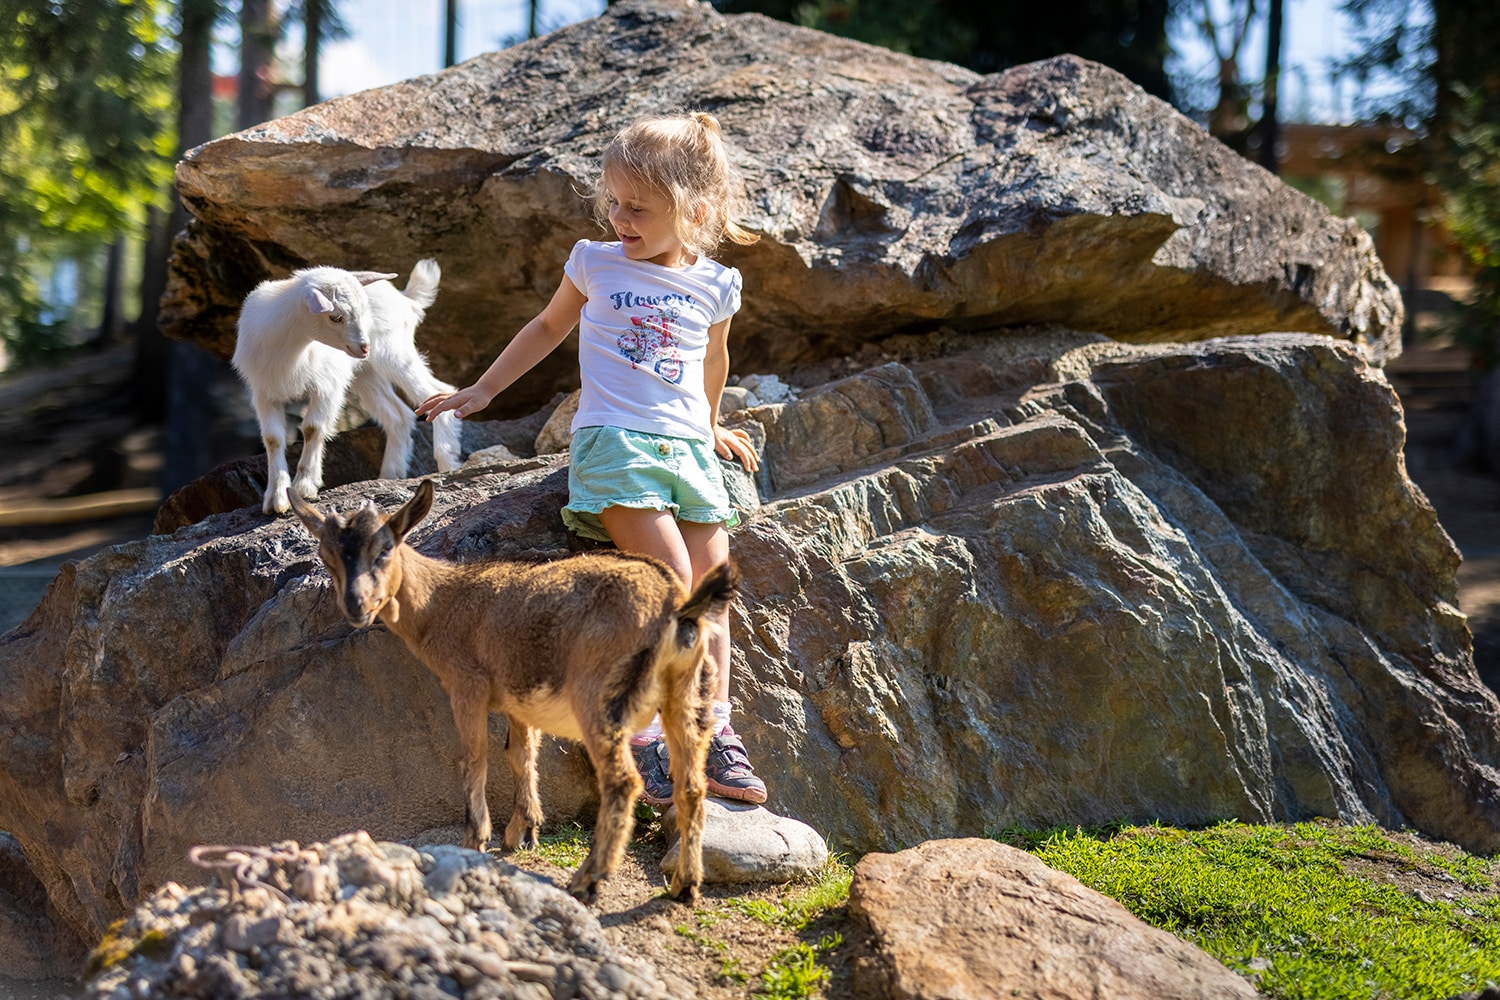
xmin=726 ymin=854 xmax=854 ymax=930
xmin=510 ymin=821 xmax=593 ymax=869
xmin=996 ymin=820 xmax=1500 ymax=1000
xmin=509 ymin=816 xmax=1500 ymax=999
xmin=757 ymin=935 xmax=841 ymax=999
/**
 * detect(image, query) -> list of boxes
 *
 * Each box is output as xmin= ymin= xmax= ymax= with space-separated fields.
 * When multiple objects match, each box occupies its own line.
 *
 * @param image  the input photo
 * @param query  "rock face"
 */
xmin=2 ymin=331 xmax=1493 ymax=972
xmin=161 ymin=0 xmax=1402 ymax=418
xmin=848 ymin=838 xmax=1260 ymax=999
xmin=82 ymin=831 xmax=667 ymax=999
xmin=0 ymin=834 xmax=85 ymax=980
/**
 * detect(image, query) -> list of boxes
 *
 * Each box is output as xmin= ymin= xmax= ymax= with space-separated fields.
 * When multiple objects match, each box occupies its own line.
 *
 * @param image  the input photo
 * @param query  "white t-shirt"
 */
xmin=564 ymin=240 xmax=742 ymax=442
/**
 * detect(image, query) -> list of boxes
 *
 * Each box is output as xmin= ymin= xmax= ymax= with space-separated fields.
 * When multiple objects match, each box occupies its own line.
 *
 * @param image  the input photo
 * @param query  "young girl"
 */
xmin=415 ymin=112 xmax=766 ymax=806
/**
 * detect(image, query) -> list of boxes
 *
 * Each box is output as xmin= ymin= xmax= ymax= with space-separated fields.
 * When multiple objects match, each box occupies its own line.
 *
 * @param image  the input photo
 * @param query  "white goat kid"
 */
xmin=232 ymin=259 xmax=461 ymax=515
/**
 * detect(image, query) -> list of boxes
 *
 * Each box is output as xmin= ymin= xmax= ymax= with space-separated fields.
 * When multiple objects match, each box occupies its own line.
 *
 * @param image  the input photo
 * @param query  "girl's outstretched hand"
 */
xmin=416 ymin=386 xmax=495 ymax=421
xmin=714 ymin=425 xmax=760 ymax=473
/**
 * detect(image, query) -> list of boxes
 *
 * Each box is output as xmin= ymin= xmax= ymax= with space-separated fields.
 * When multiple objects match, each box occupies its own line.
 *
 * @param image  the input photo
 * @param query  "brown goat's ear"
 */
xmin=287 ymin=490 xmax=329 ymax=536
xmin=385 ymin=479 xmax=436 ymax=541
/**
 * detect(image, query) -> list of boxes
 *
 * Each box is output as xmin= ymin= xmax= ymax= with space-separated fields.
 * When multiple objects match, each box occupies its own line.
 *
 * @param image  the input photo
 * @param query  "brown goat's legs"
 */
xmin=569 ymin=733 xmax=642 ymax=904
xmin=448 ymin=686 xmax=493 ymax=852
xmin=503 ymin=716 xmax=543 ymax=850
xmin=661 ymin=664 xmax=713 ymax=902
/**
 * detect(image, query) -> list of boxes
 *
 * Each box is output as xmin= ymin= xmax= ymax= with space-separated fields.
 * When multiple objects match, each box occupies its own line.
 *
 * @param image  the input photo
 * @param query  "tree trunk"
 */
xmin=93 ymin=240 xmax=123 ymax=350
xmin=303 ymin=0 xmax=322 ymax=106
xmin=1258 ymin=0 xmax=1283 ymax=173
xmin=138 ymin=0 xmax=225 ymax=494
xmin=445 ymin=0 xmax=458 ymax=67
xmin=132 ymin=0 xmax=217 ymax=426
xmin=238 ymin=0 xmax=279 ymax=129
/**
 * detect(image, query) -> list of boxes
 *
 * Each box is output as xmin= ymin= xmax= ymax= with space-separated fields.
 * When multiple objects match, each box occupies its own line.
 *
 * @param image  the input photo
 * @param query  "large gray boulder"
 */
xmin=161 ymin=0 xmax=1402 ymax=418
xmin=2 ymin=331 xmax=1492 ymax=974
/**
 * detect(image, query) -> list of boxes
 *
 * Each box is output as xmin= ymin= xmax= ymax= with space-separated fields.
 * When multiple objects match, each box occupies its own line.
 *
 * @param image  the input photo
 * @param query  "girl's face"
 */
xmin=605 ymin=170 xmax=694 ymax=268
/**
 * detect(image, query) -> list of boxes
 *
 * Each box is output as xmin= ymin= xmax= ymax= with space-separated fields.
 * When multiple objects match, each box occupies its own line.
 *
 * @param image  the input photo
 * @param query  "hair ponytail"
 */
xmin=691 ymin=111 xmax=726 ymax=139
xmin=595 ymin=112 xmax=760 ymax=255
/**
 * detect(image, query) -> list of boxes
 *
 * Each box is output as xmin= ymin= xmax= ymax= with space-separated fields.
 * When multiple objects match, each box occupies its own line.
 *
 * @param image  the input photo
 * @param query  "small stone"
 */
xmin=421 ymin=898 xmax=457 ymax=925
xmin=221 ymin=913 xmax=284 ymax=952
xmin=661 ymin=798 xmax=829 ymax=883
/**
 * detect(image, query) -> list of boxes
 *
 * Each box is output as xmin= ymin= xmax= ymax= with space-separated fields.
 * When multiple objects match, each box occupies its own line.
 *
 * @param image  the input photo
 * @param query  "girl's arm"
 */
xmin=704 ymin=315 xmax=760 ymax=473
xmin=417 ymin=275 xmax=587 ymax=420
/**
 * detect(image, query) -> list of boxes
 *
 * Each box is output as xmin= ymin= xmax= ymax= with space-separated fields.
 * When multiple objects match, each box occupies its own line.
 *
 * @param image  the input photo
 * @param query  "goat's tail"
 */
xmin=403 ymin=258 xmax=441 ymax=310
xmin=676 ymin=560 xmax=739 ymax=648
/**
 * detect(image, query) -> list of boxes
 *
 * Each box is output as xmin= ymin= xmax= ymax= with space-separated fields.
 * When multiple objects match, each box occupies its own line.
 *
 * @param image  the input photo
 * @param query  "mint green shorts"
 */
xmin=562 ymin=425 xmax=740 ymax=542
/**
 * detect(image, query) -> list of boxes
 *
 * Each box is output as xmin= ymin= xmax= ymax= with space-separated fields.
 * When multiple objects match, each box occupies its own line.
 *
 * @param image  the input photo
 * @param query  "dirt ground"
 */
xmin=495 ymin=818 xmax=868 ymax=999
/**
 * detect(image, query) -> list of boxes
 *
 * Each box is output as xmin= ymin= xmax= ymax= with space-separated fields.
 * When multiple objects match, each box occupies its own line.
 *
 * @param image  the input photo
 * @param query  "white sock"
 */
xmin=631 ymin=714 xmax=664 ymax=744
xmin=633 ymin=702 xmax=734 ymax=742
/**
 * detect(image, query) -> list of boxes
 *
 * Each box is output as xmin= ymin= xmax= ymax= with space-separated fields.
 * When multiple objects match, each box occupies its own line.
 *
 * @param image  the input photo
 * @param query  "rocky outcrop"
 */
xmin=81 ymin=832 xmax=667 ymax=999
xmin=848 ymin=838 xmax=1260 ymax=999
xmin=160 ymin=0 xmax=1402 ymax=418
xmin=0 ymin=0 xmax=1467 ymax=981
xmin=2 ymin=331 xmax=1492 ymax=972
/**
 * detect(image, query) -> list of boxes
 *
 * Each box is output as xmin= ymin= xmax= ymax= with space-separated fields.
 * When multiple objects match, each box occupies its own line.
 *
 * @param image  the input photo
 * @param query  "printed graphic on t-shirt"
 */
xmin=616 ymin=303 xmax=686 ymax=385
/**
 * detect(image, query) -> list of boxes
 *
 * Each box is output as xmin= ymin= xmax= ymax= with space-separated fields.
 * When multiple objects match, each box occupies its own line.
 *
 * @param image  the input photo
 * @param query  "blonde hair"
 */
xmin=594 ymin=112 xmax=760 ymax=257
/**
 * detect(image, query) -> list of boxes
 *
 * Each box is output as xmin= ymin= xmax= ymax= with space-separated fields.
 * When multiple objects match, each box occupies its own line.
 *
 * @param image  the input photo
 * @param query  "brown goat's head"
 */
xmin=289 ymin=479 xmax=436 ymax=627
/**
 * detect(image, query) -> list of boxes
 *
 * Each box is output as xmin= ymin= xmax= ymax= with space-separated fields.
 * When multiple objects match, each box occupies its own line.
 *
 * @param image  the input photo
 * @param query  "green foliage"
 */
xmin=1442 ymin=86 xmax=1500 ymax=370
xmin=726 ymin=854 xmax=854 ymax=930
xmin=1013 ymin=821 xmax=1500 ymax=1000
xmin=711 ymin=0 xmax=1174 ymax=101
xmin=509 ymin=821 xmax=592 ymax=868
xmin=0 ymin=0 xmax=177 ymax=363
xmin=757 ymin=934 xmax=840 ymax=999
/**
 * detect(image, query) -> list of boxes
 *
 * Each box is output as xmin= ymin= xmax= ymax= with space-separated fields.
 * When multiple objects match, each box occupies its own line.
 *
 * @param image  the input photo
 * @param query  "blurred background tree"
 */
xmin=711 ymin=0 xmax=1174 ymax=99
xmin=0 ymin=0 xmax=176 ymax=368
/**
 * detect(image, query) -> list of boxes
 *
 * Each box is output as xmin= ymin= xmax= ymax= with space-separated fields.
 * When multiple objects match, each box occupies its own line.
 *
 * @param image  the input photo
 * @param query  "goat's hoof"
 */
xmin=568 ymin=880 xmax=600 ymax=907
xmin=502 ymin=828 xmax=540 ymax=852
xmin=668 ymin=881 xmax=700 ymax=905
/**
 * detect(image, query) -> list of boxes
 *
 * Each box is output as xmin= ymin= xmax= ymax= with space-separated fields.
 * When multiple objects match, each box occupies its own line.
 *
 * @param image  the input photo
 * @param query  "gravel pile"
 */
xmin=82 ymin=831 xmax=669 ymax=1000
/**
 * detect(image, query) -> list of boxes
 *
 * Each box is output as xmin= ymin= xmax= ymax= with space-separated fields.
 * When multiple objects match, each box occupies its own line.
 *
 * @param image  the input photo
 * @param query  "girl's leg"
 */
xmin=678 ymin=519 xmax=731 ymax=702
xmin=598 ymin=510 xmax=733 ymax=707
xmin=679 ymin=519 xmax=765 ymax=803
xmin=599 ymin=507 xmax=766 ymax=803
xmin=596 ymin=505 xmax=692 ymax=584
xmin=596 ymin=506 xmax=690 ymax=801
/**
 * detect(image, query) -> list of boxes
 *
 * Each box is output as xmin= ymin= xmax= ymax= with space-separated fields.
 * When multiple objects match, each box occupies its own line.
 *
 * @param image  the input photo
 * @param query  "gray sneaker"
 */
xmin=631 ymin=738 xmax=674 ymax=806
xmin=705 ymin=726 xmax=767 ymax=804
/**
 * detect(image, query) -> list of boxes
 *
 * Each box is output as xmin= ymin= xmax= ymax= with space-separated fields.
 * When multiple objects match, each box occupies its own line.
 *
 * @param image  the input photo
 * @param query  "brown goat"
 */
xmin=289 ymin=478 xmax=736 ymax=904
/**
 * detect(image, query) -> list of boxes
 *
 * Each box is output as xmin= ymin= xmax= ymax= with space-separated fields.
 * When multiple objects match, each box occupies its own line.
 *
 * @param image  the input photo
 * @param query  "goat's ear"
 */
xmin=287 ymin=490 xmax=329 ymax=536
xmin=304 ymin=286 xmax=338 ymax=315
xmin=385 ymin=479 xmax=436 ymax=541
xmin=350 ymin=271 xmax=398 ymax=286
